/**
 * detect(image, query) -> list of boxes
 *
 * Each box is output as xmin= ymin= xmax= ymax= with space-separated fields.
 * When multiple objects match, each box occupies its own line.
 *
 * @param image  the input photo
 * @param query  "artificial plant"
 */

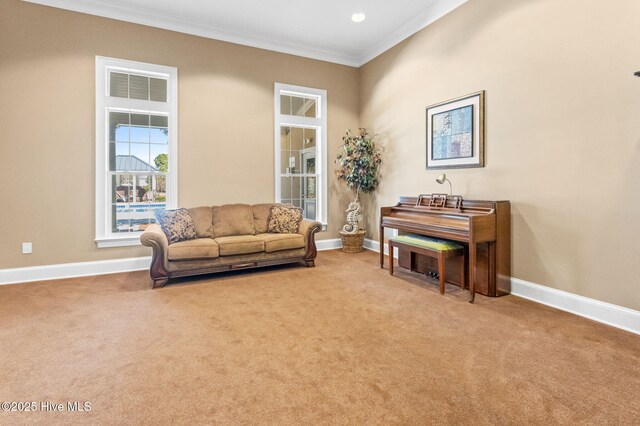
xmin=335 ymin=128 xmax=383 ymax=201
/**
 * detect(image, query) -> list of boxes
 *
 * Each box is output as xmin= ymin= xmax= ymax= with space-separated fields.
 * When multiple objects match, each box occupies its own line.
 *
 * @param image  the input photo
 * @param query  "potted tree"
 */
xmin=335 ymin=128 xmax=383 ymax=253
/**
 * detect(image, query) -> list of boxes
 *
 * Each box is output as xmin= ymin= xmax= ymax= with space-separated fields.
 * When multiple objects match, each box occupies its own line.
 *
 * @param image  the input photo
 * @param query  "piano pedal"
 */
xmin=425 ymin=271 xmax=440 ymax=280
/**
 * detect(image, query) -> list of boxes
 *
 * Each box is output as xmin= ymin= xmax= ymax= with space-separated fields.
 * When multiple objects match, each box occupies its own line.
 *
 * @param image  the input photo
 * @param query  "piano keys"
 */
xmin=380 ymin=195 xmax=510 ymax=300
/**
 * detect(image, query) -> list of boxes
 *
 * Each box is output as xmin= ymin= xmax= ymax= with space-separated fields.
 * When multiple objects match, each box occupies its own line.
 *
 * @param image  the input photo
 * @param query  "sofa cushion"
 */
xmin=154 ymin=208 xmax=197 ymax=244
xmin=187 ymin=206 xmax=214 ymax=238
xmin=268 ymin=205 xmax=303 ymax=233
xmin=256 ymin=233 xmax=305 ymax=253
xmin=252 ymin=203 xmax=275 ymax=234
xmin=168 ymin=238 xmax=219 ymax=260
xmin=215 ymin=235 xmax=265 ymax=256
xmin=213 ymin=204 xmax=256 ymax=237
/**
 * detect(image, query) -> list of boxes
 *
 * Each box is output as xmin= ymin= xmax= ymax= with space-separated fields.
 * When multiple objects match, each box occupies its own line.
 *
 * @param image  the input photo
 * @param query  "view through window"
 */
xmin=96 ymin=57 xmax=177 ymax=246
xmin=274 ymin=84 xmax=327 ymax=225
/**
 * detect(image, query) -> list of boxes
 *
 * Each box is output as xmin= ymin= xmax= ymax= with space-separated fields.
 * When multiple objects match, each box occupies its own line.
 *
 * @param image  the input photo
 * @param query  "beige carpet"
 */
xmin=0 ymin=250 xmax=638 ymax=425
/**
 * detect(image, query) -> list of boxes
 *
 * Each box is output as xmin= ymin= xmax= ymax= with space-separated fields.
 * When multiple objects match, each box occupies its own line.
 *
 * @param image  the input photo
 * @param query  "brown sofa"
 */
xmin=140 ymin=203 xmax=322 ymax=288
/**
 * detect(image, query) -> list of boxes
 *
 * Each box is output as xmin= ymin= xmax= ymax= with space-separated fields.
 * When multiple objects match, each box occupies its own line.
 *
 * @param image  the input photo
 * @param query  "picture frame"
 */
xmin=426 ymin=90 xmax=485 ymax=169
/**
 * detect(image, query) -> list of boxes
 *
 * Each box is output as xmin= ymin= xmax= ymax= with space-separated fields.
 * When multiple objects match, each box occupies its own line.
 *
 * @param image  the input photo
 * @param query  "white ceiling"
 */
xmin=23 ymin=0 xmax=468 ymax=67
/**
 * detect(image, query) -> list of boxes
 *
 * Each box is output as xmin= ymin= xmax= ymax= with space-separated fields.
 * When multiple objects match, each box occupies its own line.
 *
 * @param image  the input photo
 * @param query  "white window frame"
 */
xmin=274 ymin=83 xmax=327 ymax=228
xmin=95 ymin=56 xmax=178 ymax=248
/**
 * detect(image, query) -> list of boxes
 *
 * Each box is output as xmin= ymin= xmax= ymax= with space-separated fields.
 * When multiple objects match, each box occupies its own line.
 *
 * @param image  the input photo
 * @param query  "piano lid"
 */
xmin=391 ymin=194 xmax=495 ymax=216
xmin=381 ymin=194 xmax=502 ymax=243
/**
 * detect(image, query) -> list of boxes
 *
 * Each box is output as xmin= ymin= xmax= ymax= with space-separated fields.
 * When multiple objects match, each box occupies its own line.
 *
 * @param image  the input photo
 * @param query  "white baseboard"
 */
xmin=0 ymin=256 xmax=151 ymax=286
xmin=364 ymin=238 xmax=396 ymax=257
xmin=0 ymin=239 xmax=342 ymax=286
xmin=511 ymin=278 xmax=640 ymax=335
xmin=3 ymin=241 xmax=638 ymax=336
xmin=316 ymin=238 xmax=342 ymax=251
xmin=363 ymin=238 xmax=382 ymax=253
xmin=324 ymin=237 xmax=395 ymax=256
xmin=366 ymin=238 xmax=639 ymax=335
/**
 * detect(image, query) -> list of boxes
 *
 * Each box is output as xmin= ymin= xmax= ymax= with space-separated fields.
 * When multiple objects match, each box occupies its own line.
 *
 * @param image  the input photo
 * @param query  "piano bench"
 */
xmin=388 ymin=234 xmax=466 ymax=296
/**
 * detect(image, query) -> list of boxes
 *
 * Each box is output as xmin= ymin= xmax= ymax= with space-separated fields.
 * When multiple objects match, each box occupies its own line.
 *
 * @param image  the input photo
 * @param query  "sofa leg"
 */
xmin=305 ymin=260 xmax=315 ymax=267
xmin=152 ymin=278 xmax=169 ymax=289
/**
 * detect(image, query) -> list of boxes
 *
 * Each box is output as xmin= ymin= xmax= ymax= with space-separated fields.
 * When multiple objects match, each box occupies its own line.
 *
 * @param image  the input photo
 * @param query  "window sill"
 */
xmin=95 ymin=235 xmax=142 ymax=248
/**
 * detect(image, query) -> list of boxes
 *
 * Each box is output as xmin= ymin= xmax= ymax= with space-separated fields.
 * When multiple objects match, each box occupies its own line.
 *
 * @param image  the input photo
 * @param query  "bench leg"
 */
xmin=437 ymin=254 xmax=445 ymax=295
xmin=469 ymin=244 xmax=476 ymax=303
xmin=460 ymin=247 xmax=467 ymax=291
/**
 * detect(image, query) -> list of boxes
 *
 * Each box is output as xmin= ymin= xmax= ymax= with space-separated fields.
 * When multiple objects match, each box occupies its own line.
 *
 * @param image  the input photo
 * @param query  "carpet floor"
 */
xmin=0 ymin=250 xmax=638 ymax=425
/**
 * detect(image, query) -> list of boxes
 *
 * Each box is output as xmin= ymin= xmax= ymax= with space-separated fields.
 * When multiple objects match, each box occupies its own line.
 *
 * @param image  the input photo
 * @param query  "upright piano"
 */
xmin=380 ymin=195 xmax=511 ymax=298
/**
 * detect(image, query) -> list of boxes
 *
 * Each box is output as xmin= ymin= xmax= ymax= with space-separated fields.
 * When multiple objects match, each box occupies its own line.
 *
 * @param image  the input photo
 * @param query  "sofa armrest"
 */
xmin=299 ymin=219 xmax=322 ymax=265
xmin=141 ymin=223 xmax=168 ymax=249
xmin=299 ymin=219 xmax=322 ymax=238
xmin=140 ymin=224 xmax=170 ymax=288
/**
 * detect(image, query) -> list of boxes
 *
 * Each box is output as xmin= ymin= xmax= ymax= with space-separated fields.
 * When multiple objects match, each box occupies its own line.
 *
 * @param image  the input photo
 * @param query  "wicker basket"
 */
xmin=339 ymin=230 xmax=366 ymax=253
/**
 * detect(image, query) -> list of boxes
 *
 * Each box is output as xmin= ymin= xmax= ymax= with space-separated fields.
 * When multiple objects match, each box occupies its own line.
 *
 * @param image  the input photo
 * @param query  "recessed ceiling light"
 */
xmin=351 ymin=13 xmax=366 ymax=23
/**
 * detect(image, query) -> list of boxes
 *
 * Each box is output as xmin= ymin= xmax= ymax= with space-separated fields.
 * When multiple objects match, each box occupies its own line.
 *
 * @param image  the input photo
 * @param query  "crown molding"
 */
xmin=358 ymin=0 xmax=469 ymax=66
xmin=21 ymin=0 xmax=360 ymax=66
xmin=22 ymin=0 xmax=467 ymax=67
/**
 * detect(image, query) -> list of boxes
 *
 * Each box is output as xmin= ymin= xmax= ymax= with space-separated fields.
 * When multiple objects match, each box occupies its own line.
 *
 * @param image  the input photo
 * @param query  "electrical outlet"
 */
xmin=22 ymin=242 xmax=32 ymax=254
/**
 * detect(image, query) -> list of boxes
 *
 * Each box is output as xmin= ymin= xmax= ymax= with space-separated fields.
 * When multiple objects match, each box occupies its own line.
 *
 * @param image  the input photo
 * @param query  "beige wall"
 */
xmin=360 ymin=0 xmax=640 ymax=310
xmin=2 ymin=0 xmax=639 ymax=312
xmin=0 ymin=0 xmax=358 ymax=268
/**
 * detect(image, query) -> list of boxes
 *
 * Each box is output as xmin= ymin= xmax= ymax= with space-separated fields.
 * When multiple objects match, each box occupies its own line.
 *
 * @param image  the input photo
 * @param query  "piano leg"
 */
xmin=489 ymin=242 xmax=497 ymax=297
xmin=468 ymin=243 xmax=476 ymax=303
xmin=461 ymin=246 xmax=468 ymax=291
xmin=437 ymin=255 xmax=445 ymax=295
xmin=379 ymin=225 xmax=385 ymax=269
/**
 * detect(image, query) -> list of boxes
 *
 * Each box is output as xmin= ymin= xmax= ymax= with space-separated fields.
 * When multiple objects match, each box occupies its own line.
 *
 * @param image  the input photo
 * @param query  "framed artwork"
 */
xmin=426 ymin=91 xmax=485 ymax=169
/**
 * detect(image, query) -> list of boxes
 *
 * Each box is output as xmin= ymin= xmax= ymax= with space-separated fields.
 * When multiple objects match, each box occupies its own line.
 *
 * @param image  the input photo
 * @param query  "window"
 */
xmin=274 ymin=83 xmax=327 ymax=226
xmin=95 ymin=57 xmax=177 ymax=247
